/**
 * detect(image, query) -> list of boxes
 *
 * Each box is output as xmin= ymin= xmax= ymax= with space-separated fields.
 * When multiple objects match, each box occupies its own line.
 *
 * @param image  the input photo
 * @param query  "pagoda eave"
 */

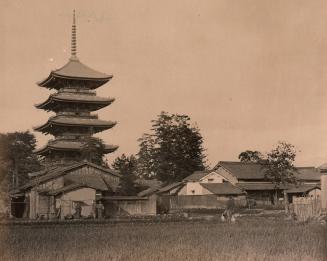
xmin=35 ymin=95 xmax=115 ymax=111
xmin=34 ymin=142 xmax=119 ymax=156
xmin=38 ymin=73 xmax=112 ymax=90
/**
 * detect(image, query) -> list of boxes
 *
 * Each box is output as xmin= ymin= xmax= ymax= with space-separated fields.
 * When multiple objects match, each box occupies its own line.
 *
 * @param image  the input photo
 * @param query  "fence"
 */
xmin=158 ymin=195 xmax=247 ymax=213
xmin=290 ymin=197 xmax=321 ymax=222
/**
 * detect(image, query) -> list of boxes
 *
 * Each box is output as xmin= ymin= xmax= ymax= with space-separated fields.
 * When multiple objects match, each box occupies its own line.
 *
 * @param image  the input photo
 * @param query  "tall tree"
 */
xmin=81 ymin=137 xmax=106 ymax=166
xmin=137 ymin=112 xmax=206 ymax=183
xmin=238 ymin=150 xmax=264 ymax=163
xmin=112 ymin=154 xmax=138 ymax=196
xmin=0 ymin=131 xmax=41 ymax=188
xmin=264 ymin=141 xmax=297 ymax=204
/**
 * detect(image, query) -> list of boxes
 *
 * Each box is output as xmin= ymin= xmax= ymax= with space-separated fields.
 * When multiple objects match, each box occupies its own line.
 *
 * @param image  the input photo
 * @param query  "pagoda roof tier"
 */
xmin=35 ymin=93 xmax=115 ymax=112
xmin=35 ymin=140 xmax=118 ymax=156
xmin=34 ymin=116 xmax=116 ymax=134
xmin=38 ymin=57 xmax=112 ymax=90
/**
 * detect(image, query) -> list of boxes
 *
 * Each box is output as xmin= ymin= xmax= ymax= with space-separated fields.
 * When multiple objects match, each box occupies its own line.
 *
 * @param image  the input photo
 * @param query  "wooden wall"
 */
xmin=104 ymin=195 xmax=157 ymax=216
xmin=321 ymin=173 xmax=327 ymax=211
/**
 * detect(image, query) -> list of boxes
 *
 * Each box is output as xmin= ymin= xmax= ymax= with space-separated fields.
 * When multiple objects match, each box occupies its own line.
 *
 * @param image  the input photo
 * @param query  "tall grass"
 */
xmin=0 ymin=217 xmax=326 ymax=261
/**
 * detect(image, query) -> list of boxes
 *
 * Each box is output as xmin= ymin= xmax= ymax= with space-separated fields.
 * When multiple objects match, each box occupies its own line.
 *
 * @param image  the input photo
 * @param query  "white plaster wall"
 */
xmin=214 ymin=167 xmax=238 ymax=184
xmin=178 ymin=182 xmax=204 ymax=195
xmin=200 ymin=172 xmax=225 ymax=183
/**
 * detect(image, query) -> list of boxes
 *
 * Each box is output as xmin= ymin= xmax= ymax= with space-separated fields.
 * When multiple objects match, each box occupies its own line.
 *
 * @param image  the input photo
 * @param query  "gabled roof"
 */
xmin=183 ymin=170 xmax=210 ymax=182
xmin=157 ymin=182 xmax=184 ymax=194
xmin=38 ymin=58 xmax=112 ymax=89
xmin=13 ymin=161 xmax=120 ymax=193
xmin=47 ymin=183 xmax=85 ymax=196
xmin=216 ymin=161 xmax=320 ymax=181
xmin=201 ymin=183 xmax=245 ymax=195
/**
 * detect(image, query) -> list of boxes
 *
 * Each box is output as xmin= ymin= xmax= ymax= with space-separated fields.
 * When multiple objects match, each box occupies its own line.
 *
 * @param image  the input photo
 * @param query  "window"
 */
xmin=208 ymin=178 xmax=214 ymax=182
xmin=191 ymin=190 xmax=195 ymax=194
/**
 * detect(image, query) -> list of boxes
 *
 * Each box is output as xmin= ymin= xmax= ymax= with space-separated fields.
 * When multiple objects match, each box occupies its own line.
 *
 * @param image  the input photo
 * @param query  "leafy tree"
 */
xmin=264 ymin=141 xmax=297 ymax=204
xmin=0 ymin=131 xmax=41 ymax=189
xmin=238 ymin=150 xmax=264 ymax=163
xmin=137 ymin=112 xmax=206 ymax=183
xmin=112 ymin=154 xmax=138 ymax=196
xmin=81 ymin=137 xmax=106 ymax=166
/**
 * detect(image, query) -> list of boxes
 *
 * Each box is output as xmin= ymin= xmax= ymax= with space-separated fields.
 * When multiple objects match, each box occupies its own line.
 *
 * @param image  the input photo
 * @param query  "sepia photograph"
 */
xmin=0 ymin=1 xmax=326 ymax=260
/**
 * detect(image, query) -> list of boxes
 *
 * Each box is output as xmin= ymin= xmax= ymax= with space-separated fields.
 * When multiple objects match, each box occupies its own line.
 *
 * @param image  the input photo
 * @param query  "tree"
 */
xmin=238 ymin=150 xmax=264 ymax=163
xmin=0 ymin=131 xmax=41 ymax=189
xmin=137 ymin=112 xmax=206 ymax=183
xmin=264 ymin=141 xmax=297 ymax=205
xmin=112 ymin=154 xmax=138 ymax=196
xmin=81 ymin=137 xmax=106 ymax=166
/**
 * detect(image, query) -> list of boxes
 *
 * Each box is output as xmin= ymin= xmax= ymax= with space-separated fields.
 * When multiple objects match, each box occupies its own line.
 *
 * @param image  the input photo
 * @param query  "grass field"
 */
xmin=0 ymin=217 xmax=326 ymax=261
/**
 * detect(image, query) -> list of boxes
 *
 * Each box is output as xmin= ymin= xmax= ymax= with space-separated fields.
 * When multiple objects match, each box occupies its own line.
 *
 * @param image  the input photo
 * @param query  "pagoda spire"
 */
xmin=71 ymin=9 xmax=77 ymax=59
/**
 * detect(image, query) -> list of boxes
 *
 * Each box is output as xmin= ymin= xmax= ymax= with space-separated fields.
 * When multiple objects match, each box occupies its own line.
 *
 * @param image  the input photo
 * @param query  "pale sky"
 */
xmin=1 ymin=0 xmax=327 ymax=168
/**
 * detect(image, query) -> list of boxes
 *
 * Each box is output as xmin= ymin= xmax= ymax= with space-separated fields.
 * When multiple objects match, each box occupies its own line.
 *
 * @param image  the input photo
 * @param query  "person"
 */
xmin=96 ymin=201 xmax=104 ymax=219
xmin=225 ymin=196 xmax=235 ymax=223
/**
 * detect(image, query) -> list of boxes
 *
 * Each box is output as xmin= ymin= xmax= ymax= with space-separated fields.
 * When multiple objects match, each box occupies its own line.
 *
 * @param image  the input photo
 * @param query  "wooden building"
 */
xmin=213 ymin=161 xmax=320 ymax=206
xmin=149 ymin=161 xmax=321 ymax=211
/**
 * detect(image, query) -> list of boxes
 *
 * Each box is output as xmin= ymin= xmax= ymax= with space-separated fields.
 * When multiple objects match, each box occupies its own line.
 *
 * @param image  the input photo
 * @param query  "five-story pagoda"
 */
xmin=34 ymin=11 xmax=118 ymax=164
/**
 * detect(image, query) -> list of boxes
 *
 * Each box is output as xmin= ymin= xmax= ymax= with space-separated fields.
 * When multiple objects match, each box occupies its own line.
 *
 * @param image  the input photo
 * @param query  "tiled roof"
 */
xmin=157 ymin=182 xmax=184 ymax=194
xmin=183 ymin=170 xmax=210 ymax=182
xmin=38 ymin=58 xmax=112 ymax=89
xmin=236 ymin=183 xmax=288 ymax=191
xmin=47 ymin=184 xmax=84 ymax=196
xmin=137 ymin=187 xmax=160 ymax=197
xmin=101 ymin=196 xmax=148 ymax=201
xmin=217 ymin=161 xmax=320 ymax=181
xmin=286 ymin=184 xmax=320 ymax=194
xmin=35 ymin=93 xmax=114 ymax=109
xmin=295 ymin=167 xmax=321 ymax=181
xmin=34 ymin=116 xmax=116 ymax=130
xmin=201 ymin=183 xmax=245 ymax=195
xmin=14 ymin=161 xmax=120 ymax=193
xmin=35 ymin=140 xmax=118 ymax=154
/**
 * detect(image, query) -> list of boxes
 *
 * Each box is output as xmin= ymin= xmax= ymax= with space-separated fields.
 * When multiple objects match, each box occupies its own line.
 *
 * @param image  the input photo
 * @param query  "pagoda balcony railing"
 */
xmin=53 ymin=135 xmax=91 ymax=141
xmin=58 ymin=88 xmax=96 ymax=95
xmin=54 ymin=112 xmax=98 ymax=119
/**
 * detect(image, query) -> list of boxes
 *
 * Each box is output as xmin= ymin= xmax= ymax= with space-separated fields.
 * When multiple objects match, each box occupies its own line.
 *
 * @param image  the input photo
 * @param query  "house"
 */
xmin=153 ymin=161 xmax=321 ymax=208
xmin=10 ymin=161 xmax=121 ymax=219
xmin=212 ymin=161 xmax=321 ymax=205
xmin=11 ymin=161 xmax=162 ymax=219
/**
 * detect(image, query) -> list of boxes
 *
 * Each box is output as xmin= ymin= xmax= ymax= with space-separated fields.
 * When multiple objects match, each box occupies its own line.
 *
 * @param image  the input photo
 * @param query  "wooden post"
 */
xmin=284 ymin=190 xmax=289 ymax=214
xmin=49 ymin=196 xmax=56 ymax=219
xmin=321 ymin=173 xmax=327 ymax=212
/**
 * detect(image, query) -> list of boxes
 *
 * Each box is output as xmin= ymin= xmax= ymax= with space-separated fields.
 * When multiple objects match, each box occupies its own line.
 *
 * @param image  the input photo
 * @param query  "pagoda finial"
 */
xmin=71 ymin=9 xmax=77 ymax=59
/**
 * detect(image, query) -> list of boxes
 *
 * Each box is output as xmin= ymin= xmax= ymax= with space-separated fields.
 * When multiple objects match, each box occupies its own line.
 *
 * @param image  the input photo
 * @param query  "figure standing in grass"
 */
xmin=224 ymin=196 xmax=235 ymax=223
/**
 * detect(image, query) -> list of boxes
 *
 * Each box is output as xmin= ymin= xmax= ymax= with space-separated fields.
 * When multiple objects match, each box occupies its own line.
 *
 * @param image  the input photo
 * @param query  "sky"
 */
xmin=1 ymin=0 xmax=327 ymax=168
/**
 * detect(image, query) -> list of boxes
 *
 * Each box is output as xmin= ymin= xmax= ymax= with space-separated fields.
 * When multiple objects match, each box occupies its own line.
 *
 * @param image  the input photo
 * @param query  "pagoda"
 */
xmin=34 ymin=11 xmax=118 ymax=164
